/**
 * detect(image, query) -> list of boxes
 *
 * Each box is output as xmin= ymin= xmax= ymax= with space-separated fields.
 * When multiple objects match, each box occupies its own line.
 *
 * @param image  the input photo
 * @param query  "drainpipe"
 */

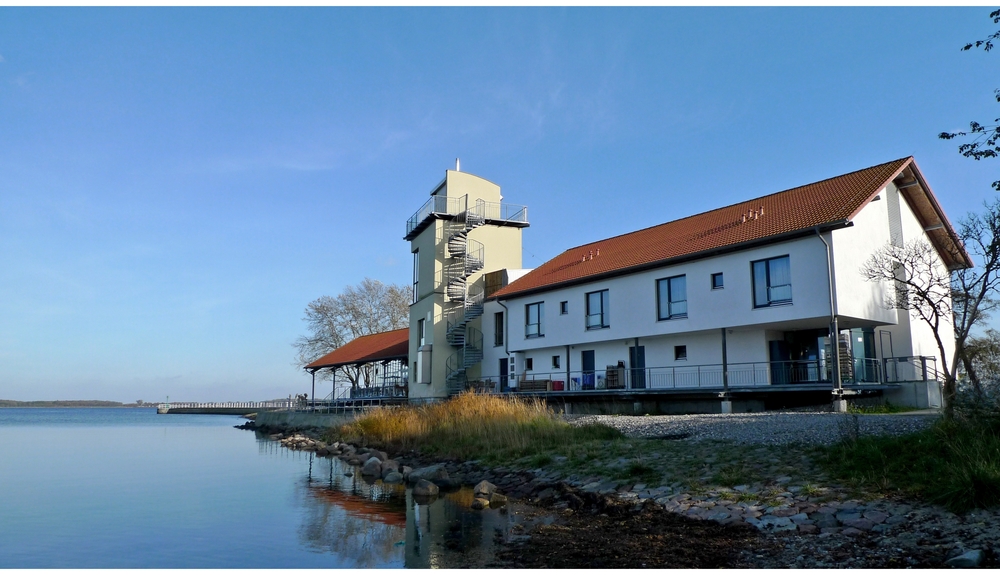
xmin=498 ymin=299 xmax=510 ymax=392
xmin=815 ymin=227 xmax=845 ymax=411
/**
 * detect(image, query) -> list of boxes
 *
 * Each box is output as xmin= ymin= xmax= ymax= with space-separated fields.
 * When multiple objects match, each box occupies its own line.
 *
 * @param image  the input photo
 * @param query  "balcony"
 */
xmin=404 ymin=195 xmax=466 ymax=240
xmin=404 ymin=196 xmax=529 ymax=240
xmin=465 ymin=357 xmax=939 ymax=394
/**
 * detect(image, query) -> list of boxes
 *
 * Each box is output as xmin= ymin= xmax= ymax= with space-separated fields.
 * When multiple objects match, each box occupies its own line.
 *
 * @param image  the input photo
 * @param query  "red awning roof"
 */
xmin=304 ymin=328 xmax=409 ymax=370
xmin=492 ymin=157 xmax=971 ymax=300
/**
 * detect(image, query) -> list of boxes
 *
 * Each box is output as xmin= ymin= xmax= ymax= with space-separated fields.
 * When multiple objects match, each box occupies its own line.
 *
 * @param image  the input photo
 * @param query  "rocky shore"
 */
xmin=254 ymin=412 xmax=997 ymax=569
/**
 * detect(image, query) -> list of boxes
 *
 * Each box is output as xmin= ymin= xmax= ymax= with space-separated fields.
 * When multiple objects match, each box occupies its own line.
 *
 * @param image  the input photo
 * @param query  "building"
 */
xmin=474 ymin=156 xmax=970 ymax=412
xmin=403 ymin=167 xmax=530 ymax=401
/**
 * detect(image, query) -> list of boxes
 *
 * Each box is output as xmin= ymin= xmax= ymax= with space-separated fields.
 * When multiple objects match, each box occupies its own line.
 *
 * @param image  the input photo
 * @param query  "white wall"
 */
xmin=499 ymin=235 xmax=831 ymax=354
xmin=831 ymin=187 xmax=897 ymax=325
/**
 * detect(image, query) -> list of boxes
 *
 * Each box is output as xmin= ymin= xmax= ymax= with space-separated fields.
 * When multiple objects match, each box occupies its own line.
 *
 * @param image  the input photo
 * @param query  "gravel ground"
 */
xmin=566 ymin=411 xmax=938 ymax=445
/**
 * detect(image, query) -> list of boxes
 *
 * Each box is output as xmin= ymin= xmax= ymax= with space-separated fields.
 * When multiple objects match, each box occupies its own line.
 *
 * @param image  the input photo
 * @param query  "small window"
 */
xmin=525 ymin=357 xmax=534 ymax=371
xmin=586 ymin=289 xmax=610 ymax=329
xmin=412 ymin=250 xmax=420 ymax=303
xmin=418 ymin=319 xmax=425 ymax=346
xmin=560 ymin=301 xmax=568 ymax=315
xmin=656 ymin=275 xmax=687 ymax=320
xmin=674 ymin=345 xmax=687 ymax=361
xmin=493 ymin=312 xmax=504 ymax=347
xmin=712 ymin=272 xmax=724 ymax=289
xmin=525 ymin=302 xmax=544 ymax=338
xmin=752 ymin=255 xmax=792 ymax=308
xmin=552 ymin=355 xmax=561 ymax=369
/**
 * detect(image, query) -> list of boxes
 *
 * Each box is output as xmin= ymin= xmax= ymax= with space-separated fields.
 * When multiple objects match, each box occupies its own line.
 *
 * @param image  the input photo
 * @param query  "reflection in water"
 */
xmin=289 ymin=445 xmax=517 ymax=569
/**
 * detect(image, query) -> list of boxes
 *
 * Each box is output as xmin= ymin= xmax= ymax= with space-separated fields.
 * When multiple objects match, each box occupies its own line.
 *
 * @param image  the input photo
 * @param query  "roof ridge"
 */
xmin=551 ymin=157 xmax=912 ymax=255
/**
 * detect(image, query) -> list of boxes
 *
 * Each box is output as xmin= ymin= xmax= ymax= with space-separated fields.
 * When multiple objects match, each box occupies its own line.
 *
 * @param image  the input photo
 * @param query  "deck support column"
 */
xmin=310 ymin=369 xmax=316 ymax=412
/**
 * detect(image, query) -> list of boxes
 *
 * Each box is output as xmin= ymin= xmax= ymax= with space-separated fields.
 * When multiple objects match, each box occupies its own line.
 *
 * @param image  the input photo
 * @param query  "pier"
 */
xmin=156 ymin=400 xmax=293 ymax=415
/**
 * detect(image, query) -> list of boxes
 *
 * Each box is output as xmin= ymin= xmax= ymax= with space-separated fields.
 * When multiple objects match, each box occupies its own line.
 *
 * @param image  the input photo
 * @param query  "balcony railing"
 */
xmin=405 ymin=195 xmax=466 ymax=238
xmin=476 ymin=199 xmax=528 ymax=225
xmin=405 ymin=196 xmax=529 ymax=239
xmin=467 ymin=356 xmax=937 ymax=394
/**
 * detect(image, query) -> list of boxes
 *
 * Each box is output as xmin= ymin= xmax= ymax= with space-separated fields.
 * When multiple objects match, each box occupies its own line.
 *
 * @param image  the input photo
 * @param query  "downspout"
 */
xmin=814 ymin=227 xmax=843 ymax=397
xmin=498 ymin=299 xmax=510 ymax=391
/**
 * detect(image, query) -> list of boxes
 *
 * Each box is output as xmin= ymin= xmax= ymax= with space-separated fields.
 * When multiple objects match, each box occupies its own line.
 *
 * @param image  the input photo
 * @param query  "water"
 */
xmin=0 ymin=408 xmax=514 ymax=568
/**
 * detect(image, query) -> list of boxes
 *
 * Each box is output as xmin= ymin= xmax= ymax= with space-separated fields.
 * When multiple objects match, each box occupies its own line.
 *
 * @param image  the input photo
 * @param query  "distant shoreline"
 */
xmin=0 ymin=401 xmax=152 ymax=408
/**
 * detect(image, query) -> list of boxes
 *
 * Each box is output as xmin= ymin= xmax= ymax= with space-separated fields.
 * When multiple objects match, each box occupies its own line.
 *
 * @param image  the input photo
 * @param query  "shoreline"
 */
xmin=248 ymin=413 xmax=997 ymax=569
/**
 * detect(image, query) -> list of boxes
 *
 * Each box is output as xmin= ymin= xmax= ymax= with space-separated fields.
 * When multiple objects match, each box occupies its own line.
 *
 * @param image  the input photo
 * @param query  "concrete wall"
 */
xmin=255 ymin=410 xmax=356 ymax=431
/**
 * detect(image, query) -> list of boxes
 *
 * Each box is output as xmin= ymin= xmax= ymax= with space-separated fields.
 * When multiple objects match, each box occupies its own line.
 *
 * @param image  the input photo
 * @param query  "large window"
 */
xmin=525 ymin=302 xmax=544 ymax=338
xmin=494 ymin=312 xmax=504 ymax=347
xmin=412 ymin=250 xmax=419 ymax=303
xmin=752 ymin=255 xmax=792 ymax=308
xmin=657 ymin=275 xmax=687 ymax=320
xmin=585 ymin=289 xmax=610 ymax=329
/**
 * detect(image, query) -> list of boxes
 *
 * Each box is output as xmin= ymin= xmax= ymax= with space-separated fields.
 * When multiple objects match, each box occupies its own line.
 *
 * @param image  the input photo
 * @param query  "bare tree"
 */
xmin=861 ymin=200 xmax=1000 ymax=416
xmin=862 ymin=240 xmax=958 ymax=408
xmin=293 ymin=277 xmax=409 ymax=389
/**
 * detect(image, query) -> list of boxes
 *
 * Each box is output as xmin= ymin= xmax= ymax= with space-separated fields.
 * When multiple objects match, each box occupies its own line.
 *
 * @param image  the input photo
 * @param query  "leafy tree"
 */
xmin=293 ymin=277 xmax=409 ymax=390
xmin=939 ymin=9 xmax=1000 ymax=191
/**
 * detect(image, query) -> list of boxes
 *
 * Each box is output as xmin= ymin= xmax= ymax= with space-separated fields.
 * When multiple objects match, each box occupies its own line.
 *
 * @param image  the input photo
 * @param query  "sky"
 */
xmin=1 ymin=7 xmax=999 ymax=402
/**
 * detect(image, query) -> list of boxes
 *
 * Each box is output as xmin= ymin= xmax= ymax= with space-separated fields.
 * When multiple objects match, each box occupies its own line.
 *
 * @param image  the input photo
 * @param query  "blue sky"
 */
xmin=1 ymin=7 xmax=998 ymax=402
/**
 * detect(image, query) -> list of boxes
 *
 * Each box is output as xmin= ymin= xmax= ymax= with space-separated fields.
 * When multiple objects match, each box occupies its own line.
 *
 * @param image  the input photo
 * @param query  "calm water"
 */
xmin=0 ymin=408 xmax=513 ymax=568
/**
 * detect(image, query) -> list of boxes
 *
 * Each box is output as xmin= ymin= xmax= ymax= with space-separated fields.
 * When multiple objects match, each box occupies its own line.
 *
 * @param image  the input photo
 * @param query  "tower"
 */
xmin=404 ymin=168 xmax=528 ymax=400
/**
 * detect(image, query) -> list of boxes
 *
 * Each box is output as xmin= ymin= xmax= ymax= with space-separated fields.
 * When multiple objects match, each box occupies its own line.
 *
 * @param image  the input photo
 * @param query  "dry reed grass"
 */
xmin=329 ymin=392 xmax=621 ymax=462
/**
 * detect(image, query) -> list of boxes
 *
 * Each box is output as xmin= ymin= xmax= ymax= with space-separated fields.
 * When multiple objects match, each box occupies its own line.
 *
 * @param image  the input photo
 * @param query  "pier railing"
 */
xmin=156 ymin=400 xmax=295 ymax=410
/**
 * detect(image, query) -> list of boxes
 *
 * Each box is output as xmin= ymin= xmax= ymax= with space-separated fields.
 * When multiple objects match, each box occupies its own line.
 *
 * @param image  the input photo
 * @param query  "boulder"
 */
xmin=474 ymin=480 xmax=497 ymax=498
xmin=381 ymin=460 xmax=400 ymax=477
xmin=401 ymin=466 xmax=413 ymax=481
xmin=471 ymin=497 xmax=490 ymax=510
xmin=490 ymin=493 xmax=508 ymax=508
xmin=408 ymin=464 xmax=450 ymax=485
xmin=361 ymin=457 xmax=383 ymax=477
xmin=945 ymin=550 xmax=984 ymax=568
xmin=383 ymin=471 xmax=404 ymax=484
xmin=316 ymin=448 xmax=329 ymax=457
xmin=413 ymin=479 xmax=440 ymax=496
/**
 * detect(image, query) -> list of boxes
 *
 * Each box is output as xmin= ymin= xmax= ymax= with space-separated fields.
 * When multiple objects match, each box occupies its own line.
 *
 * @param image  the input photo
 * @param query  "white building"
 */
xmin=479 ymin=157 xmax=970 ymax=411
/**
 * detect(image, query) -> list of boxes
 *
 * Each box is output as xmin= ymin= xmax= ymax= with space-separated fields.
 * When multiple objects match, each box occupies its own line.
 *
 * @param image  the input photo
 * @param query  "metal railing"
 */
xmin=475 ymin=198 xmax=528 ymax=225
xmin=155 ymin=400 xmax=294 ymax=410
xmin=405 ymin=195 xmax=466 ymax=237
xmin=884 ymin=356 xmax=938 ymax=383
xmin=469 ymin=356 xmax=935 ymax=394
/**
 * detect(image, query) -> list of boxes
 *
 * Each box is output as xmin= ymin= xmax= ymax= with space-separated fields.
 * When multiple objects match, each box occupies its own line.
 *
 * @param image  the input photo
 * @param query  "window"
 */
xmin=586 ymin=289 xmax=610 ymax=329
xmin=418 ymin=319 xmax=425 ymax=346
xmin=752 ymin=255 xmax=792 ymax=307
xmin=525 ymin=357 xmax=534 ymax=370
xmin=656 ymin=275 xmax=687 ymax=320
xmin=552 ymin=355 xmax=561 ymax=369
xmin=674 ymin=345 xmax=687 ymax=361
xmin=525 ymin=302 xmax=544 ymax=338
xmin=712 ymin=272 xmax=724 ymax=290
xmin=494 ymin=312 xmax=504 ymax=347
xmin=412 ymin=250 xmax=420 ymax=303
xmin=560 ymin=301 xmax=568 ymax=314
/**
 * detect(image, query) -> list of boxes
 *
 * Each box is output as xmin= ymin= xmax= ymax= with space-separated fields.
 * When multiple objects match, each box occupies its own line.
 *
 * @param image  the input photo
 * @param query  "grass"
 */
xmin=326 ymin=392 xmax=622 ymax=465
xmin=847 ymin=401 xmax=914 ymax=415
xmin=822 ymin=413 xmax=1000 ymax=512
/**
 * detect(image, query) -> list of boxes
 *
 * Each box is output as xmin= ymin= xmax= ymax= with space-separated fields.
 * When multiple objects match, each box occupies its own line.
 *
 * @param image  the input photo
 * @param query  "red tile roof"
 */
xmin=304 ymin=328 xmax=409 ymax=370
xmin=492 ymin=157 xmax=970 ymax=300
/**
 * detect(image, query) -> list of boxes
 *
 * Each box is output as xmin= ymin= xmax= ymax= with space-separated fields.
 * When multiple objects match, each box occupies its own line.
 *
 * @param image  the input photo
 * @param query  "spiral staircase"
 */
xmin=444 ymin=200 xmax=487 ymax=393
